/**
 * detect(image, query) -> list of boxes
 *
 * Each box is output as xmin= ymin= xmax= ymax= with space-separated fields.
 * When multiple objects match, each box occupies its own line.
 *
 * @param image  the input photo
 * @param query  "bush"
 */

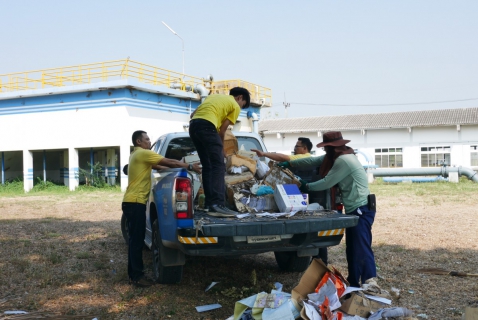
xmin=77 ymin=162 xmax=107 ymax=188
xmin=0 ymin=178 xmax=24 ymax=194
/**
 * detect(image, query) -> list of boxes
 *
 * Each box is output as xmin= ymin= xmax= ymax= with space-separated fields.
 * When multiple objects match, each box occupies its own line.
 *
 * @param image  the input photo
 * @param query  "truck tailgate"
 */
xmin=195 ymin=211 xmax=358 ymax=237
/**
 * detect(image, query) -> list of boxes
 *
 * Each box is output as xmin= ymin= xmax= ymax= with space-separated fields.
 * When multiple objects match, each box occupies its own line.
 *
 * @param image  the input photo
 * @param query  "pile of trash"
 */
xmin=223 ymin=259 xmax=414 ymax=320
xmin=219 ymin=131 xmax=317 ymax=217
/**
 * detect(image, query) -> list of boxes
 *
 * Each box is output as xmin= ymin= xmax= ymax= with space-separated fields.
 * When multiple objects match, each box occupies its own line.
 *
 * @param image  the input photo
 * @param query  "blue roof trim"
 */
xmin=0 ymin=87 xmax=260 ymax=117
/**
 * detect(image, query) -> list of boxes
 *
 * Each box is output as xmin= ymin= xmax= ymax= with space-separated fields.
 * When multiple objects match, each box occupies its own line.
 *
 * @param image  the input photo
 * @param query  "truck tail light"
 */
xmin=336 ymin=203 xmax=344 ymax=212
xmin=175 ymin=177 xmax=192 ymax=219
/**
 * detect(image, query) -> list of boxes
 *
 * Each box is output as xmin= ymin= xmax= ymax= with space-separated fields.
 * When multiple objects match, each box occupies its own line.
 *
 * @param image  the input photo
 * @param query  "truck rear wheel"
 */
xmin=152 ymin=220 xmax=183 ymax=284
xmin=274 ymin=251 xmax=311 ymax=272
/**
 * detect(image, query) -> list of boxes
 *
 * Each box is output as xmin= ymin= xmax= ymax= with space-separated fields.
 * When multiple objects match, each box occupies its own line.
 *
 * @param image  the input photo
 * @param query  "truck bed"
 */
xmin=194 ymin=210 xmax=358 ymax=237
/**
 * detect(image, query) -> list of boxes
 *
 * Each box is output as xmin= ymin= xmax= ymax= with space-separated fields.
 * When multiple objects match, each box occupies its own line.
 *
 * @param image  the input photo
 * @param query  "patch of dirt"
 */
xmin=0 ymin=183 xmax=477 ymax=319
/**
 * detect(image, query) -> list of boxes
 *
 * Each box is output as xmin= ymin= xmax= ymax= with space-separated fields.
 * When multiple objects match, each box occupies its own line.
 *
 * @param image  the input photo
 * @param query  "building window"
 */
xmin=420 ymin=146 xmax=451 ymax=167
xmin=471 ymin=146 xmax=478 ymax=166
xmin=374 ymin=148 xmax=403 ymax=168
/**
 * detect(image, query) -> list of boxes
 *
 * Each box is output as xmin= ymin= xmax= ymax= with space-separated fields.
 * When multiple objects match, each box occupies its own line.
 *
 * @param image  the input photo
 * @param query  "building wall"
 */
xmin=0 ymin=83 xmax=260 ymax=190
xmin=262 ymin=125 xmax=478 ymax=169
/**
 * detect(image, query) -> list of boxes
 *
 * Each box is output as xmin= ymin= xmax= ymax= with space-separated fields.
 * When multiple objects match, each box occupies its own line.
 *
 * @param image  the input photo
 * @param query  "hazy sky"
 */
xmin=2 ymin=1 xmax=477 ymax=118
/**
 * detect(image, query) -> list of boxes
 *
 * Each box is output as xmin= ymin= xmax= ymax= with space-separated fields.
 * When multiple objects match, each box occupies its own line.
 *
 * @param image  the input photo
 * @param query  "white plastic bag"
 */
xmin=256 ymin=160 xmax=269 ymax=179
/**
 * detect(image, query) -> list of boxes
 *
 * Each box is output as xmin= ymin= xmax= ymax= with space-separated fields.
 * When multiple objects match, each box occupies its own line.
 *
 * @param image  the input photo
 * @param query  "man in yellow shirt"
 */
xmin=123 ymin=130 xmax=201 ymax=287
xmin=251 ymin=137 xmax=313 ymax=161
xmin=189 ymin=87 xmax=250 ymax=217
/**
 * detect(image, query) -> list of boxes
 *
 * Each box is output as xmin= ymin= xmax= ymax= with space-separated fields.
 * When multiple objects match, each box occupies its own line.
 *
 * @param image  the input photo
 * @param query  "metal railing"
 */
xmin=0 ymin=59 xmax=272 ymax=106
xmin=210 ymin=79 xmax=272 ymax=107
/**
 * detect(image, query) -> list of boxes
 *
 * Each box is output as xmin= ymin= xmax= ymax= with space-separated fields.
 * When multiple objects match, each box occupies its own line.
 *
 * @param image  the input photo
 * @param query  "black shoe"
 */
xmin=207 ymin=204 xmax=238 ymax=217
xmin=131 ymin=276 xmax=154 ymax=288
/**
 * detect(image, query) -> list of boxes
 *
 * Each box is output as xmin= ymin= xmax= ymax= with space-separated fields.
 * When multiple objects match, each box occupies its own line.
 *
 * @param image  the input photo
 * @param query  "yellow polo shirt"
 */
xmin=289 ymin=153 xmax=311 ymax=161
xmin=192 ymin=95 xmax=241 ymax=131
xmin=123 ymin=147 xmax=164 ymax=204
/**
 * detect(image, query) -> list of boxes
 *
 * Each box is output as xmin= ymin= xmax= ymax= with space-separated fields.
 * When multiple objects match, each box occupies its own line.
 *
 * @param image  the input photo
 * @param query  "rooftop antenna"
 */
xmin=283 ymin=92 xmax=290 ymax=118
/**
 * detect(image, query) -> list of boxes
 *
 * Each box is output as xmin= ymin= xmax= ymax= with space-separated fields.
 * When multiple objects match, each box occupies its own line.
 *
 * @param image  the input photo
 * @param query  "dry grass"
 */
xmin=0 ymin=181 xmax=477 ymax=319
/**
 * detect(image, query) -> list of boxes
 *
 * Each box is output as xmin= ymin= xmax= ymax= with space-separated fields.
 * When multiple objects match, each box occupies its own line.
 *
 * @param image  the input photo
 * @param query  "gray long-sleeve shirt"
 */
xmin=290 ymin=154 xmax=369 ymax=213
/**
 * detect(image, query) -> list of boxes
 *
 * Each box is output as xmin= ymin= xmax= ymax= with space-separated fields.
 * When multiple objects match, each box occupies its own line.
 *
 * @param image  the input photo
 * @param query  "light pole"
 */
xmin=162 ymin=21 xmax=184 ymax=78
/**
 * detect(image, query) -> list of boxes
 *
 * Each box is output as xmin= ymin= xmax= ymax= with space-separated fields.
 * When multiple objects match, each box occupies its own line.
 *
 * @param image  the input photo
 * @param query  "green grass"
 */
xmin=0 ymin=179 xmax=122 ymax=197
xmin=0 ymin=180 xmax=24 ymax=194
xmin=370 ymin=176 xmax=478 ymax=197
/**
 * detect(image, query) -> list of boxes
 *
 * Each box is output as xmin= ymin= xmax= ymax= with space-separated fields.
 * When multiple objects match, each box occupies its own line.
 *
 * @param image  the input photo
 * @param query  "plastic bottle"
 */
xmin=198 ymin=188 xmax=205 ymax=209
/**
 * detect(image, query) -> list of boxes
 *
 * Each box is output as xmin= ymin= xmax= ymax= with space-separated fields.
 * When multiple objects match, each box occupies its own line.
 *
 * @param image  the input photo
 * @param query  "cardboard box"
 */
xmin=339 ymin=292 xmax=387 ymax=317
xmin=292 ymin=258 xmax=332 ymax=319
xmin=223 ymin=130 xmax=238 ymax=156
xmin=274 ymin=184 xmax=308 ymax=213
xmin=226 ymin=154 xmax=257 ymax=175
xmin=263 ymin=165 xmax=301 ymax=188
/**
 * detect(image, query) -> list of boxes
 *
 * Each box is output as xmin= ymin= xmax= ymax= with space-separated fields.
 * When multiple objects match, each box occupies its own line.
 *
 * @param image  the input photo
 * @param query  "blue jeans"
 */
xmin=122 ymin=202 xmax=146 ymax=281
xmin=346 ymin=205 xmax=377 ymax=287
xmin=189 ymin=119 xmax=226 ymax=207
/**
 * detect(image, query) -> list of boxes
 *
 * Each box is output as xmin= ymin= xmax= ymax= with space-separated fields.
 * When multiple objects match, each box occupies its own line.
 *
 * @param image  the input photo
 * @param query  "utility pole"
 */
xmin=283 ymin=93 xmax=290 ymax=118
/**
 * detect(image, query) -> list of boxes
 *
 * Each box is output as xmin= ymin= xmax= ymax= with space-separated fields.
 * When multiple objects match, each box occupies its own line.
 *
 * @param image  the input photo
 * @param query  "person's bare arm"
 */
xmin=250 ymin=149 xmax=291 ymax=162
xmin=218 ymin=119 xmax=233 ymax=142
xmin=152 ymin=164 xmax=169 ymax=171
xmin=158 ymin=158 xmax=202 ymax=173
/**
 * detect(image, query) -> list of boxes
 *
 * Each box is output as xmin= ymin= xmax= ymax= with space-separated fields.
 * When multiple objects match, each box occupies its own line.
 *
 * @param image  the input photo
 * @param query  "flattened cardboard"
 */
xmin=464 ymin=307 xmax=478 ymax=320
xmin=226 ymin=155 xmax=257 ymax=175
xmin=225 ymin=172 xmax=255 ymax=185
xmin=339 ymin=292 xmax=387 ymax=317
xmin=224 ymin=130 xmax=238 ymax=156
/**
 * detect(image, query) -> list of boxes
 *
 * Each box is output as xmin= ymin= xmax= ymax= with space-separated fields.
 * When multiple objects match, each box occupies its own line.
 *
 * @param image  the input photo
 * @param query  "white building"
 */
xmin=0 ymin=59 xmax=272 ymax=191
xmin=259 ymin=108 xmax=478 ymax=170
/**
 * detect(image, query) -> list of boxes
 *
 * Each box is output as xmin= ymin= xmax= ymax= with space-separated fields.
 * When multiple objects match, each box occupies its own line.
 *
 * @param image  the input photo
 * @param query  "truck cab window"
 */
xmin=165 ymin=138 xmax=198 ymax=160
xmin=237 ymin=136 xmax=266 ymax=161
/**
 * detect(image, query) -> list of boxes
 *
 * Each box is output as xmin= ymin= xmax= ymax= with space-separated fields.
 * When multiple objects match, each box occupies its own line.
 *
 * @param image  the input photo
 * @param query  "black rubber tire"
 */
xmin=121 ymin=213 xmax=129 ymax=245
xmin=274 ymin=251 xmax=311 ymax=272
xmin=152 ymin=220 xmax=183 ymax=284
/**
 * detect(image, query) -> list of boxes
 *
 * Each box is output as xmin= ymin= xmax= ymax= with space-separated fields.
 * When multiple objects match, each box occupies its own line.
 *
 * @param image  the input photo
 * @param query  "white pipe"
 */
xmin=248 ymin=99 xmax=265 ymax=134
xmin=354 ymin=149 xmax=371 ymax=163
xmin=170 ymin=83 xmax=210 ymax=102
xmin=193 ymin=84 xmax=209 ymax=102
xmin=371 ymin=166 xmax=478 ymax=182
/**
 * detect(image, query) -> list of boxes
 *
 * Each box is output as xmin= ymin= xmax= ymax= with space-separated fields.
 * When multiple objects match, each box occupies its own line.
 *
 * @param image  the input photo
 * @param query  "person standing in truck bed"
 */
xmin=284 ymin=131 xmax=377 ymax=287
xmin=189 ymin=87 xmax=250 ymax=217
xmin=122 ymin=130 xmax=201 ymax=287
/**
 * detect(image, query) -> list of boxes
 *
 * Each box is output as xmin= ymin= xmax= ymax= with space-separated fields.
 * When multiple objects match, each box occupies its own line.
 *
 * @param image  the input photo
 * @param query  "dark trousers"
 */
xmin=345 ymin=205 xmax=377 ymax=287
xmin=122 ymin=202 xmax=146 ymax=281
xmin=189 ymin=119 xmax=225 ymax=207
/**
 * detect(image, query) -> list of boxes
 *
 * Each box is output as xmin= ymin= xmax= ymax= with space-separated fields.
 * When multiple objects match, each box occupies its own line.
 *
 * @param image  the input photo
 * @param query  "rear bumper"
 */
xmin=172 ymin=231 xmax=344 ymax=257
